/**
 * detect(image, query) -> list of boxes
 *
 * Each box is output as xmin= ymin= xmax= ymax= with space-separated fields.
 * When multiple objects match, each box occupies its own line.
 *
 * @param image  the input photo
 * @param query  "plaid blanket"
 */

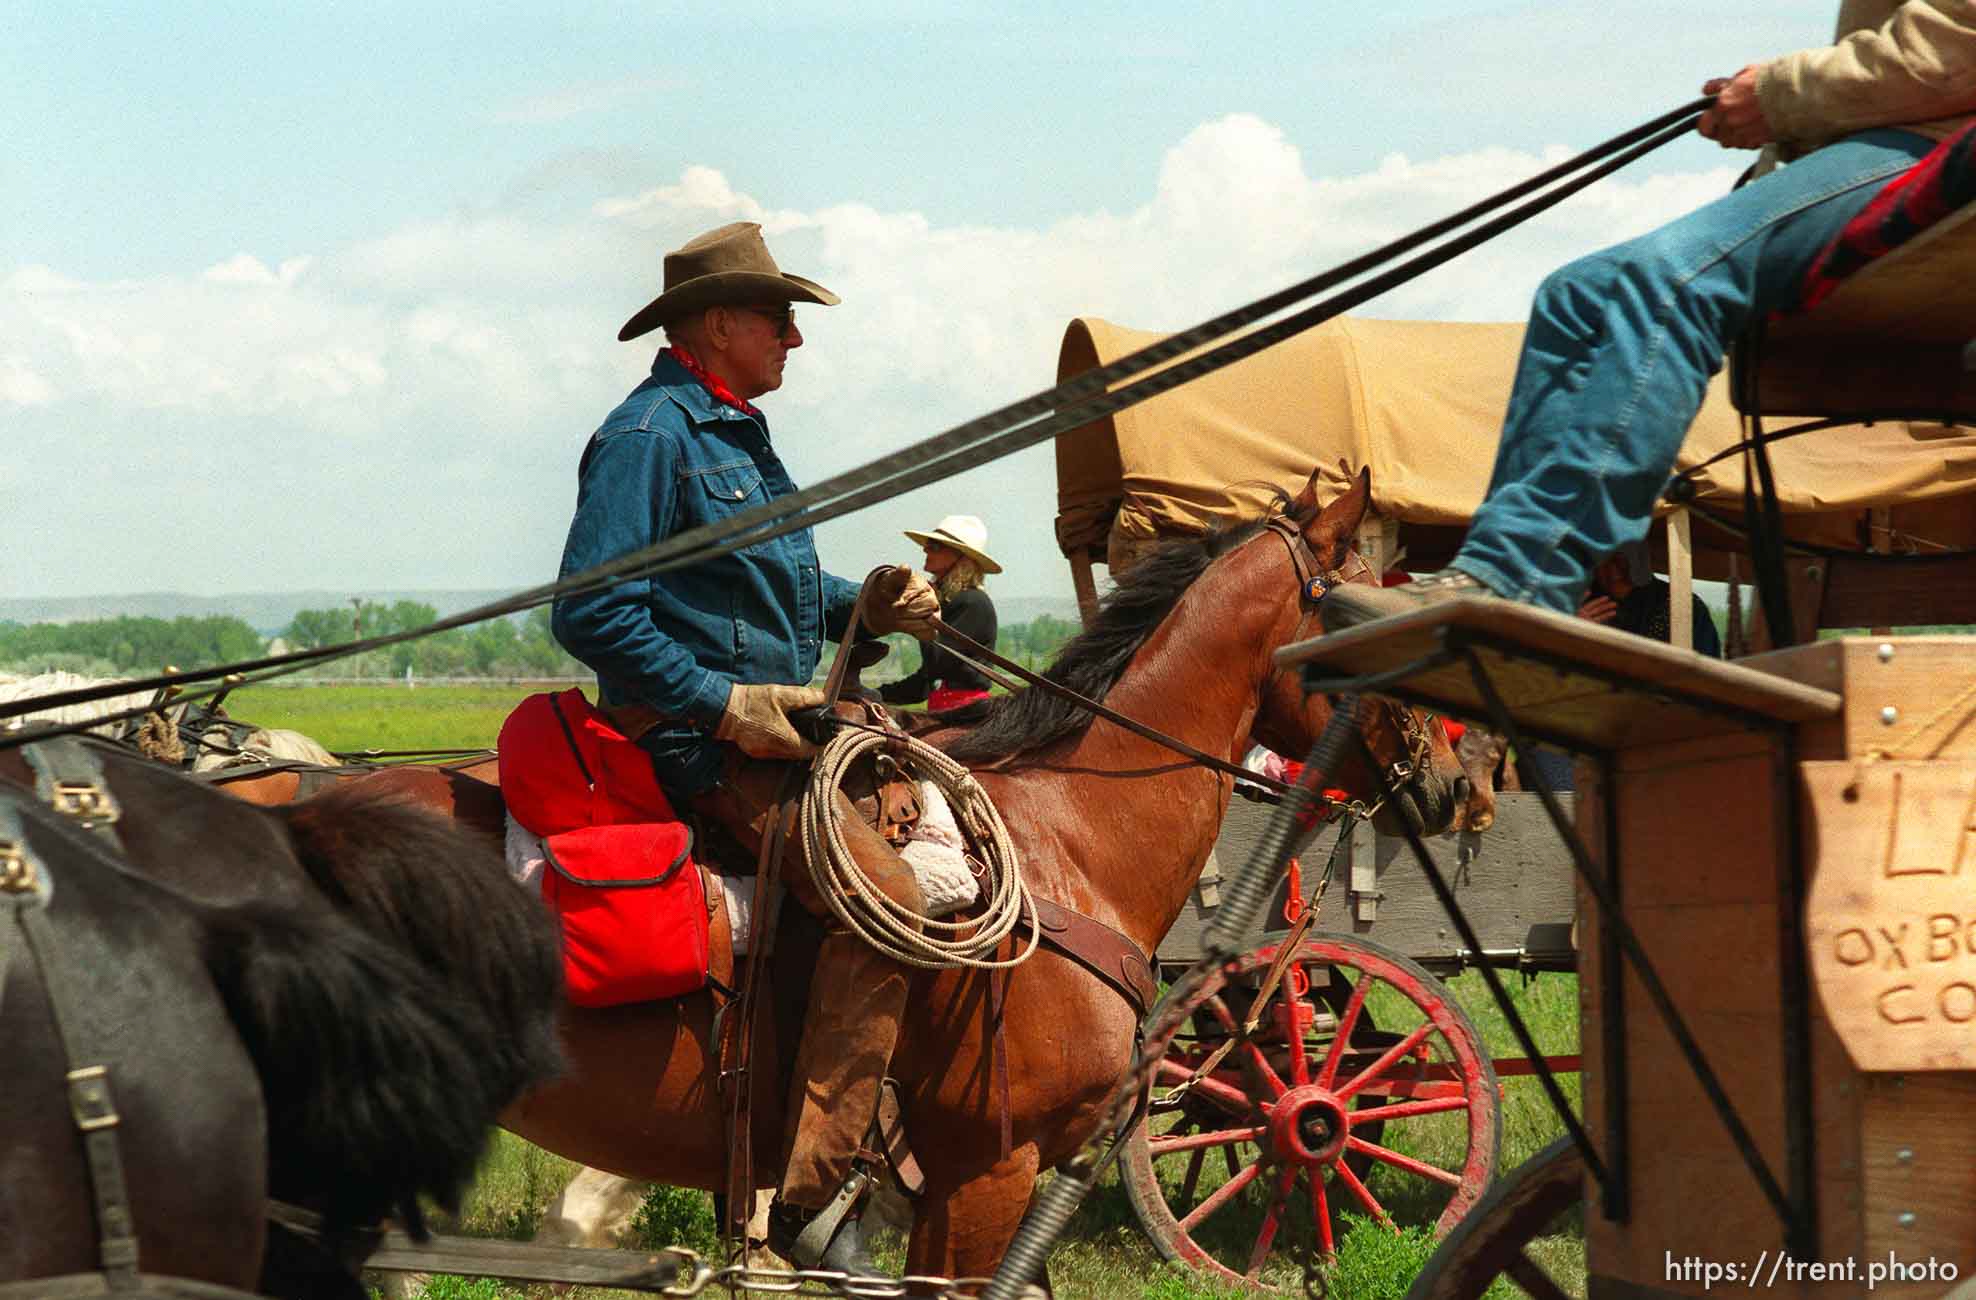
xmin=1798 ymin=120 xmax=1976 ymax=312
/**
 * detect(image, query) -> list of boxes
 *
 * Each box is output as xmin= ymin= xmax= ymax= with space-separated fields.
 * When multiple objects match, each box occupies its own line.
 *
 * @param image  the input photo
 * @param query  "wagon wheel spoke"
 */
xmin=1335 ymin=1020 xmax=1434 ymax=1102
xmin=1507 ymin=1254 xmax=1573 ymax=1300
xmin=1325 ymin=1149 xmax=1395 ymax=1229
xmin=1148 ymin=1125 xmax=1267 ymax=1156
xmin=1201 ymin=993 xmax=1288 ymax=1099
xmin=1153 ymin=1057 xmax=1257 ymax=1116
xmin=1178 ymin=1156 xmax=1264 ymax=1233
xmin=1245 ymin=1166 xmax=1299 ymax=1279
xmin=1350 ymin=1094 xmax=1470 ymax=1122
xmin=1345 ymin=1134 xmax=1462 ymax=1188
xmin=1316 ymin=976 xmax=1369 ymax=1089
xmin=1179 ymin=1146 xmax=1207 ymax=1205
xmin=1279 ymin=980 xmax=1312 ymax=1087
xmin=1310 ymin=1165 xmax=1336 ymax=1259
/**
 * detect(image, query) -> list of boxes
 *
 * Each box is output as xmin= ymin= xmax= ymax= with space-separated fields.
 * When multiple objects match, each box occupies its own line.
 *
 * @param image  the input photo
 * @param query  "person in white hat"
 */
xmin=880 ymin=515 xmax=1002 ymax=723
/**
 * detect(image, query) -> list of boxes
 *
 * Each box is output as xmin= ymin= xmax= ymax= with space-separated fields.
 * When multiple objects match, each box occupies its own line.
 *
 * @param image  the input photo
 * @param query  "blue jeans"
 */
xmin=1454 ymin=129 xmax=1935 ymax=612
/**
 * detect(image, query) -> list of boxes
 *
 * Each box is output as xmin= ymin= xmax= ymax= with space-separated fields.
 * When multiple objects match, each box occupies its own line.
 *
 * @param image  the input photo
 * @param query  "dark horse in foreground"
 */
xmin=216 ymin=469 xmax=1473 ymax=1281
xmin=0 ymin=747 xmax=562 ymax=1299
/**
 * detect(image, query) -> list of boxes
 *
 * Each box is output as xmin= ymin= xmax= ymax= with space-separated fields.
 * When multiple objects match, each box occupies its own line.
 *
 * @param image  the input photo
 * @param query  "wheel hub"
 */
xmin=1268 ymin=1083 xmax=1350 ymax=1167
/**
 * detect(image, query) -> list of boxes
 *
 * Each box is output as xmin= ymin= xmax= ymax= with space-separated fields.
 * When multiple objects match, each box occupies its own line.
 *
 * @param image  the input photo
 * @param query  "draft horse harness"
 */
xmin=0 ymin=736 xmax=358 ymax=1300
xmin=0 ymin=737 xmax=270 ymax=1299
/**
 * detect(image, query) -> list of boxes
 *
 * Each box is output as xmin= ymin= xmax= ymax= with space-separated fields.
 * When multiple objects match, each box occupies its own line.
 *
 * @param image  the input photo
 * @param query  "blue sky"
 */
xmin=4 ymin=3 xmax=1833 ymax=603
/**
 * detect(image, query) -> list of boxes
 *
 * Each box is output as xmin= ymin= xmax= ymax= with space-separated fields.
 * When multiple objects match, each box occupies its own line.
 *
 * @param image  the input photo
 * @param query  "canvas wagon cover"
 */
xmin=1054 ymin=316 xmax=1976 ymax=572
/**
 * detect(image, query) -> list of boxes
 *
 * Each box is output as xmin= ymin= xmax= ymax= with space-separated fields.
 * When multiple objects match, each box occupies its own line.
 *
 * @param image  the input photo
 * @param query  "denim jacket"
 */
xmin=551 ymin=352 xmax=861 ymax=793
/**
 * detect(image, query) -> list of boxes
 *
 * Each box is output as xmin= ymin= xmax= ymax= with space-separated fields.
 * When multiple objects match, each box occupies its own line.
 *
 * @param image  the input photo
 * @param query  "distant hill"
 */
xmin=0 ymin=589 xmax=1084 ymax=636
xmin=0 ymin=590 xmax=512 ymax=636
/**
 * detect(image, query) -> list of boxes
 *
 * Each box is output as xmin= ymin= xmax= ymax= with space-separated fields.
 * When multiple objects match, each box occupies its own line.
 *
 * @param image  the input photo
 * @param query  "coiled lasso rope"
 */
xmin=799 ymin=726 xmax=1038 ymax=971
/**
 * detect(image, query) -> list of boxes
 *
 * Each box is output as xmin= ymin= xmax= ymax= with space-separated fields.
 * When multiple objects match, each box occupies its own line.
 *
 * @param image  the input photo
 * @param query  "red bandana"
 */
xmin=664 ymin=345 xmax=761 ymax=418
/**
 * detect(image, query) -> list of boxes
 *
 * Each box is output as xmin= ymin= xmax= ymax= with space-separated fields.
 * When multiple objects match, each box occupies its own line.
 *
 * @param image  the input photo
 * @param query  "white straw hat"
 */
xmin=903 ymin=514 xmax=1001 ymax=574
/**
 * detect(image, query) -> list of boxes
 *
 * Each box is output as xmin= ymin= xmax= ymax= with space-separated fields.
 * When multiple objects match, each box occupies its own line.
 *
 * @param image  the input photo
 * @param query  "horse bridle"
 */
xmin=1261 ymin=514 xmax=1439 ymax=804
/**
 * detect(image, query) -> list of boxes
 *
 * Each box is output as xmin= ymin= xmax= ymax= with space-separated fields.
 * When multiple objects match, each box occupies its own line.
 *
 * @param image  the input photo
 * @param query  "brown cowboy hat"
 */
xmin=617 ymin=221 xmax=840 ymax=342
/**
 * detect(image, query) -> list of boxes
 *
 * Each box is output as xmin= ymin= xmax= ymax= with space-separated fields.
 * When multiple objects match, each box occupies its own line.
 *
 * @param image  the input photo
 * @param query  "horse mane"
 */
xmin=274 ymin=784 xmax=563 ymax=1109
xmin=204 ymin=897 xmax=516 ymax=1238
xmin=946 ymin=505 xmax=1291 ymax=765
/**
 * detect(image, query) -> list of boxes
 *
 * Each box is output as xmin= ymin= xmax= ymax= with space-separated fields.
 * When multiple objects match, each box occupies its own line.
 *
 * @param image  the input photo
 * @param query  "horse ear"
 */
xmin=1289 ymin=468 xmax=1321 ymax=516
xmin=1303 ymin=466 xmax=1371 ymax=568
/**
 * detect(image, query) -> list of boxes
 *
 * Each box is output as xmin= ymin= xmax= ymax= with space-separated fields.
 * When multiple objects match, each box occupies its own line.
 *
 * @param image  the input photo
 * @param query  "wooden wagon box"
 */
xmin=1578 ymin=636 xmax=1976 ymax=1299
xmin=1157 ymin=791 xmax=1577 ymax=972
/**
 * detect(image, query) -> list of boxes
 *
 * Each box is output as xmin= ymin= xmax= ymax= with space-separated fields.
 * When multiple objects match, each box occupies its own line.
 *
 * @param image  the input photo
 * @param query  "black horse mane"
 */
xmin=204 ymin=896 xmax=516 ymax=1239
xmin=275 ymin=784 xmax=564 ymax=1111
xmin=946 ymin=508 xmax=1289 ymax=764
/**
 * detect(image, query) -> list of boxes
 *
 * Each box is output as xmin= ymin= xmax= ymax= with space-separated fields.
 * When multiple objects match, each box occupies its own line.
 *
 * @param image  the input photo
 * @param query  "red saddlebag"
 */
xmin=497 ymin=689 xmax=712 ymax=1007
xmin=540 ymin=821 xmax=707 ymax=1006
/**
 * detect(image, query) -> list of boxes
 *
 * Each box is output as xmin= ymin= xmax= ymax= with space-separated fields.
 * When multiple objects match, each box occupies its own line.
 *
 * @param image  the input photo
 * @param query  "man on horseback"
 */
xmin=1326 ymin=0 xmax=1976 ymax=631
xmin=551 ymin=220 xmax=940 ymax=1274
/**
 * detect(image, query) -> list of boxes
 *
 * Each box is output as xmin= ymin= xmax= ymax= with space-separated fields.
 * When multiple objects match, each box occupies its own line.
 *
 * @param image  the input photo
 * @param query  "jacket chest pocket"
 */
xmin=679 ymin=461 xmax=765 ymax=530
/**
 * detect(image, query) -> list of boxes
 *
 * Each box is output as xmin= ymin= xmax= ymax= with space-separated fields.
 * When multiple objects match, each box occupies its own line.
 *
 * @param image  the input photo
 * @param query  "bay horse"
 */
xmin=228 ymin=466 xmax=1465 ymax=1280
xmin=0 ymin=746 xmax=563 ymax=1300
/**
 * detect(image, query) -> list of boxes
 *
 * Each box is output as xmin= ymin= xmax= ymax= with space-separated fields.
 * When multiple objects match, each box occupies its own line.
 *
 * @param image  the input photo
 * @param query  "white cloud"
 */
xmin=593 ymin=165 xmax=812 ymax=234
xmin=202 ymin=253 xmax=314 ymax=286
xmin=0 ymin=357 xmax=56 ymax=406
xmin=2 ymin=114 xmax=1737 ymax=598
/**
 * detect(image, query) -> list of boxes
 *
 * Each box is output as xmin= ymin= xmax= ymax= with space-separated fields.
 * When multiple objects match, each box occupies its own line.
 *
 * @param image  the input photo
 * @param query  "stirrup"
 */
xmin=786 ymin=1166 xmax=873 ymax=1267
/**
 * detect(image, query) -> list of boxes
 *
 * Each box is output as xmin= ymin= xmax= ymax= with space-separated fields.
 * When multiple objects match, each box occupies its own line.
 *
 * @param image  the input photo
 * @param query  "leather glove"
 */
xmin=714 ymin=683 xmax=829 ymax=760
xmin=862 ymin=566 xmax=940 ymax=641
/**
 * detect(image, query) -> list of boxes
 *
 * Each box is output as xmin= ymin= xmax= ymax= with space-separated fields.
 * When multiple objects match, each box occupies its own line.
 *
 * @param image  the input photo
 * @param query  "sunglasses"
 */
xmin=736 ymin=304 xmax=796 ymax=335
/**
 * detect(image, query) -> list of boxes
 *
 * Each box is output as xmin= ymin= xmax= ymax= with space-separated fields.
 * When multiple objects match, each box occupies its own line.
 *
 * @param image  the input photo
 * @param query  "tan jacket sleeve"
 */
xmin=1756 ymin=0 xmax=1976 ymax=145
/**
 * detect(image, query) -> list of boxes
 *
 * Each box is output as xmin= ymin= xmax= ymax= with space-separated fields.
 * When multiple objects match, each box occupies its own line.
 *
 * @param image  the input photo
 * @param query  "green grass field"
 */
xmin=229 ymin=682 xmax=551 ymax=752
xmin=235 ymin=687 xmax=1584 ymax=1299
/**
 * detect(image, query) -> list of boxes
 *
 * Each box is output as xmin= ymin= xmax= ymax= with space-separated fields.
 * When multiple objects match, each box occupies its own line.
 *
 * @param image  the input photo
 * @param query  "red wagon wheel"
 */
xmin=1403 ymin=1135 xmax=1585 ymax=1299
xmin=1122 ymin=933 xmax=1500 ymax=1290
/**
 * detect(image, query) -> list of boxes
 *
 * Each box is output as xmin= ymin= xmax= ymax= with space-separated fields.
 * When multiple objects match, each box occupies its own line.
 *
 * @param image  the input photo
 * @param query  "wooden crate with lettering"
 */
xmin=1578 ymin=636 xmax=1976 ymax=1299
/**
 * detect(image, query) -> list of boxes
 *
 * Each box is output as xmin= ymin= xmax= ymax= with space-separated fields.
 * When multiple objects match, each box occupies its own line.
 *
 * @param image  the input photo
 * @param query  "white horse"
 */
xmin=0 ymin=670 xmax=159 ymax=737
xmin=0 ymin=670 xmax=336 ymax=769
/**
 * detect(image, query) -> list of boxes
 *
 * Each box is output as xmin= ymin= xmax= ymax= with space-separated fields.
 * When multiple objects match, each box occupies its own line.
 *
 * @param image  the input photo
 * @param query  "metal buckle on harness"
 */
xmin=0 ymin=840 xmax=35 ymax=894
xmin=49 ymin=781 xmax=119 ymax=828
xmin=66 ymin=1065 xmax=121 ymax=1133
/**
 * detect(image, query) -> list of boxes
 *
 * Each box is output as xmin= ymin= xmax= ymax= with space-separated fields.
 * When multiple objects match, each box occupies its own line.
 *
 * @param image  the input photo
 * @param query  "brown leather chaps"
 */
xmin=687 ymin=753 xmax=927 ymax=1209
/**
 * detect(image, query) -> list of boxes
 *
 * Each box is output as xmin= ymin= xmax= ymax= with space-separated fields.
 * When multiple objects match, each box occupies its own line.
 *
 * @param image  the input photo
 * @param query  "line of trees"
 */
xmin=0 ymin=604 xmax=1087 ymax=683
xmin=863 ymin=612 xmax=1081 ymax=687
xmin=0 ymin=615 xmax=264 ymax=676
xmin=279 ymin=602 xmax=586 ymax=678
